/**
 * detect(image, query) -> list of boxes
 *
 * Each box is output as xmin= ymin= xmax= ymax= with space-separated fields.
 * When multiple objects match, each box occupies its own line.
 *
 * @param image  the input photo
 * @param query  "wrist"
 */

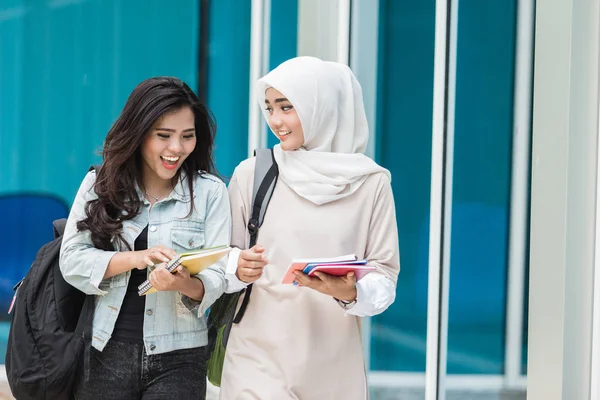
xmin=131 ymin=251 xmax=146 ymax=271
xmin=336 ymin=286 xmax=357 ymax=303
xmin=236 ymin=268 xmax=251 ymax=283
xmin=180 ymin=276 xmax=205 ymax=301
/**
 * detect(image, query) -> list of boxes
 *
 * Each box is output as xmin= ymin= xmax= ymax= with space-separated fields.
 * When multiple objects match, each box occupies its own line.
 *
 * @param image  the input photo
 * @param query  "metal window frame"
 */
xmin=504 ymin=0 xmax=535 ymax=387
xmin=425 ymin=0 xmax=454 ymax=398
xmin=248 ymin=0 xmax=270 ymax=155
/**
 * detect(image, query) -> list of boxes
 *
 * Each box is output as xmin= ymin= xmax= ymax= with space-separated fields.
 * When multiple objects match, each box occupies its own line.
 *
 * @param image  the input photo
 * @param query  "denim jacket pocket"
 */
xmin=171 ymin=219 xmax=205 ymax=253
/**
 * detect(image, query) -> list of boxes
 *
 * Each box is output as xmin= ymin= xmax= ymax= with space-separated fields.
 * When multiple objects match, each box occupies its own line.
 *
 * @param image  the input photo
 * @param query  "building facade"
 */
xmin=1 ymin=0 xmax=563 ymax=398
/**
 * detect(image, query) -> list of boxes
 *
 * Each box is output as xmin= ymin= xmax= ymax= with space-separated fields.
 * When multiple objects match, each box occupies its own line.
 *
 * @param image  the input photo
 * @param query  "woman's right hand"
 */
xmin=237 ymin=245 xmax=268 ymax=283
xmin=136 ymin=245 xmax=178 ymax=270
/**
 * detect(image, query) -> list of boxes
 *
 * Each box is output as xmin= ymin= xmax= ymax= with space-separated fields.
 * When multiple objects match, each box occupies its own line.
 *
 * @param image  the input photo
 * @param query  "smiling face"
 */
xmin=140 ymin=106 xmax=197 ymax=192
xmin=264 ymin=88 xmax=305 ymax=151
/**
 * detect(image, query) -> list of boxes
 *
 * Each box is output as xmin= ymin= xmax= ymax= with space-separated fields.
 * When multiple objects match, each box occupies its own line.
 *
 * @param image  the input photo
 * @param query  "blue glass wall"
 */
xmin=208 ymin=0 xmax=252 ymax=179
xmin=446 ymin=0 xmax=517 ymax=374
xmin=0 ymin=0 xmax=200 ymax=359
xmin=1 ymin=0 xmax=199 ymax=203
xmin=370 ymin=0 xmax=436 ymax=372
xmin=370 ymin=0 xmax=523 ymax=375
xmin=266 ymin=0 xmax=298 ymax=148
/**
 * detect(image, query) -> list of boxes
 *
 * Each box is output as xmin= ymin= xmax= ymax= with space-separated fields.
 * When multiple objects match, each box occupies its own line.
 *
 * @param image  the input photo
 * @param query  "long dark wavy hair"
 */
xmin=77 ymin=77 xmax=217 ymax=251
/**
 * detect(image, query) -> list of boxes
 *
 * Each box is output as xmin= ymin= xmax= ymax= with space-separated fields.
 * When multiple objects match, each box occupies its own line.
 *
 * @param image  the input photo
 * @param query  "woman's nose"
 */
xmin=168 ymin=138 xmax=183 ymax=153
xmin=270 ymin=116 xmax=282 ymax=127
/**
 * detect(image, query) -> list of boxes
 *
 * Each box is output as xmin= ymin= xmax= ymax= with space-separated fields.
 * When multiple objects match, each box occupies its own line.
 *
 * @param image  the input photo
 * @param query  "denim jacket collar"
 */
xmin=136 ymin=171 xmax=192 ymax=205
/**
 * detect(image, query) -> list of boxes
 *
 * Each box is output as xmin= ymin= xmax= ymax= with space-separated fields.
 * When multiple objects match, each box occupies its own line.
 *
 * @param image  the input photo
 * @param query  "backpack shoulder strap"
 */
xmin=232 ymin=149 xmax=278 ymax=324
xmin=248 ymin=148 xmax=278 ymax=248
xmin=52 ymin=219 xmax=68 ymax=239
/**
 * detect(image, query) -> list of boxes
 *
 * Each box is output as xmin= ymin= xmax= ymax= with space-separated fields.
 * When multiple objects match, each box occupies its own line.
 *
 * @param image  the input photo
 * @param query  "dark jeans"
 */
xmin=74 ymin=340 xmax=208 ymax=400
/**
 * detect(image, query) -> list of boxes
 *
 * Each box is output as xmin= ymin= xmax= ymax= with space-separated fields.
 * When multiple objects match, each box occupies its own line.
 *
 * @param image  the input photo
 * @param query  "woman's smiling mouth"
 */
xmin=161 ymin=155 xmax=180 ymax=169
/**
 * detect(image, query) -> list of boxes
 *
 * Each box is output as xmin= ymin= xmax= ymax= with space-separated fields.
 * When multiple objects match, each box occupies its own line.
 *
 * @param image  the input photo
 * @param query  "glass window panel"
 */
xmin=370 ymin=0 xmax=436 ymax=373
xmin=267 ymin=0 xmax=298 ymax=148
xmin=208 ymin=0 xmax=252 ymax=178
xmin=447 ymin=0 xmax=517 ymax=376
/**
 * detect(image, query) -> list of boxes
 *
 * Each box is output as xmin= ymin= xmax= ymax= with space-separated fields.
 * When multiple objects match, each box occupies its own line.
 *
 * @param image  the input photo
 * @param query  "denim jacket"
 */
xmin=59 ymin=169 xmax=231 ymax=354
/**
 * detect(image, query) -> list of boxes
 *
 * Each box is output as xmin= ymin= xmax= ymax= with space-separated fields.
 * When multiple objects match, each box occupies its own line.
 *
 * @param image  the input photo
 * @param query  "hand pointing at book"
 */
xmin=237 ymin=245 xmax=268 ymax=283
xmin=137 ymin=246 xmax=178 ymax=270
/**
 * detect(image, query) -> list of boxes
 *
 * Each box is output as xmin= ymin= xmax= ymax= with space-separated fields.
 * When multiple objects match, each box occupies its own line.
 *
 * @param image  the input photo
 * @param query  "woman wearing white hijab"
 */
xmin=221 ymin=57 xmax=400 ymax=399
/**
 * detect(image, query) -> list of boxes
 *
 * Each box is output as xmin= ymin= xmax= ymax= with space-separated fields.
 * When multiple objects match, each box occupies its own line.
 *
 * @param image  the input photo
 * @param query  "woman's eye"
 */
xmin=183 ymin=134 xmax=195 ymax=139
xmin=157 ymin=133 xmax=169 ymax=139
xmin=282 ymin=105 xmax=293 ymax=112
xmin=265 ymin=107 xmax=273 ymax=114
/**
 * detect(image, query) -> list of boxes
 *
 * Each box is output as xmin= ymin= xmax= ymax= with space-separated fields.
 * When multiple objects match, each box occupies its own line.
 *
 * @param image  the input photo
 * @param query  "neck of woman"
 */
xmin=142 ymin=178 xmax=175 ymax=204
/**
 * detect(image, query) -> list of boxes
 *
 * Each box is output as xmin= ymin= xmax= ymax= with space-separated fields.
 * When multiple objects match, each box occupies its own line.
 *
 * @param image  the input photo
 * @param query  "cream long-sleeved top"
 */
xmin=220 ymin=157 xmax=400 ymax=400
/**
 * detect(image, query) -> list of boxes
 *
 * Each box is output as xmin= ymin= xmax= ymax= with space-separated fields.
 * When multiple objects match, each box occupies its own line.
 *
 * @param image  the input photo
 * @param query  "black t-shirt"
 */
xmin=111 ymin=226 xmax=148 ymax=343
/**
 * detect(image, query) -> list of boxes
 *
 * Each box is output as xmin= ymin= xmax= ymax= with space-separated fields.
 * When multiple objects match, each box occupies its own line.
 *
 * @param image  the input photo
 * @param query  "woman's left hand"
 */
xmin=293 ymin=271 xmax=357 ymax=302
xmin=149 ymin=264 xmax=191 ymax=292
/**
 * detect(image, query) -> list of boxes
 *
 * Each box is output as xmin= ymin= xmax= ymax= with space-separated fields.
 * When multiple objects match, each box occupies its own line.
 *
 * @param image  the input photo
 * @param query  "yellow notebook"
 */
xmin=138 ymin=245 xmax=232 ymax=296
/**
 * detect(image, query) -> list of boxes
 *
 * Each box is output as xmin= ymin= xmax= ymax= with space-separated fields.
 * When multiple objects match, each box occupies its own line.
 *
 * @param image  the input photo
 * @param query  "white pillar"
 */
xmin=297 ymin=0 xmax=349 ymax=63
xmin=425 ymin=0 xmax=456 ymax=398
xmin=528 ymin=0 xmax=600 ymax=398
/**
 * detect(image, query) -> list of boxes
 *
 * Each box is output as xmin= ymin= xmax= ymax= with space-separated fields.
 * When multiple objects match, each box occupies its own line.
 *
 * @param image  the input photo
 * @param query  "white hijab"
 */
xmin=256 ymin=56 xmax=391 ymax=205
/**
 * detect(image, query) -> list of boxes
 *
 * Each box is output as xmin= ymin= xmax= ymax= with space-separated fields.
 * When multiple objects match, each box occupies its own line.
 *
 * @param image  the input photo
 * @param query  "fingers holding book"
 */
xmin=148 ymin=264 xmax=191 ymax=292
xmin=137 ymin=246 xmax=178 ymax=270
xmin=237 ymin=245 xmax=268 ymax=283
xmin=293 ymin=270 xmax=358 ymax=303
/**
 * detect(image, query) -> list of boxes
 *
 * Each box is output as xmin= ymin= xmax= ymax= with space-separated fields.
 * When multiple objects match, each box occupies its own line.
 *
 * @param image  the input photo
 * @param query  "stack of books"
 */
xmin=281 ymin=254 xmax=375 ymax=284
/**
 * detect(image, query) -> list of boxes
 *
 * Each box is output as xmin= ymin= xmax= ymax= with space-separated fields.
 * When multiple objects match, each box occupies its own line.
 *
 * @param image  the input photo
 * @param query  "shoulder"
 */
xmin=364 ymin=171 xmax=391 ymax=190
xmin=229 ymin=157 xmax=257 ymax=193
xmin=194 ymin=171 xmax=227 ymax=196
xmin=233 ymin=157 xmax=256 ymax=179
xmin=84 ymin=168 xmax=98 ymax=183
xmin=196 ymin=171 xmax=224 ymax=186
xmin=355 ymin=171 xmax=393 ymax=205
xmin=78 ymin=169 xmax=98 ymax=196
xmin=369 ymin=172 xmax=394 ymax=206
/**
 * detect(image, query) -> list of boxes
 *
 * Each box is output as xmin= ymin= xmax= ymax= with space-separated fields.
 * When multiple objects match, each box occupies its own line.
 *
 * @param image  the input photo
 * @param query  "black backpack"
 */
xmin=206 ymin=148 xmax=278 ymax=386
xmin=6 ymin=196 xmax=95 ymax=399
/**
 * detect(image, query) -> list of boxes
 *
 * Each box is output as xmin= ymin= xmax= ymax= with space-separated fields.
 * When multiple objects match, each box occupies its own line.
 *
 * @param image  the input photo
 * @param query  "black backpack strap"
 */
xmin=74 ymin=295 xmax=95 ymax=383
xmin=52 ymin=219 xmax=68 ymax=239
xmin=247 ymin=148 xmax=278 ymax=247
xmin=232 ymin=148 xmax=278 ymax=324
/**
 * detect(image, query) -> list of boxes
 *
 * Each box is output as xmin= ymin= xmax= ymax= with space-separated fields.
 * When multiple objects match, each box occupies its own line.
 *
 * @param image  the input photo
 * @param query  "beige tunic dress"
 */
xmin=220 ymin=158 xmax=400 ymax=400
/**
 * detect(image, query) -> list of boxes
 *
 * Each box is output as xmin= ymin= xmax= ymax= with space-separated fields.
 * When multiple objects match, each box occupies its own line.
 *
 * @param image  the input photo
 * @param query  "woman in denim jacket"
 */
xmin=59 ymin=77 xmax=230 ymax=400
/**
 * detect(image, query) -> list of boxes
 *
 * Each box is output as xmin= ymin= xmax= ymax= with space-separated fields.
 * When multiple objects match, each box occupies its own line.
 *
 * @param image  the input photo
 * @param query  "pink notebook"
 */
xmin=306 ymin=264 xmax=376 ymax=281
xmin=281 ymin=254 xmax=374 ymax=284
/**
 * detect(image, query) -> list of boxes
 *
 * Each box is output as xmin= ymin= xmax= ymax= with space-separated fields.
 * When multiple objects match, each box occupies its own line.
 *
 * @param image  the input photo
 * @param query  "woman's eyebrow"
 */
xmin=265 ymin=98 xmax=289 ymax=104
xmin=154 ymin=128 xmax=196 ymax=133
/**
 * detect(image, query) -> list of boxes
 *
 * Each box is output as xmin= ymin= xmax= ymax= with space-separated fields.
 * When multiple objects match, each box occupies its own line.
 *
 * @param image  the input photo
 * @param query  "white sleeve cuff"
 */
xmin=225 ymin=247 xmax=250 ymax=293
xmin=343 ymin=273 xmax=396 ymax=317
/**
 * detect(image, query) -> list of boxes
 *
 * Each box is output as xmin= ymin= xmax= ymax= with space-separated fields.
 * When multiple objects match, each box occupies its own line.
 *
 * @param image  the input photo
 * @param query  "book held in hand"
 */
xmin=138 ymin=245 xmax=232 ymax=296
xmin=281 ymin=254 xmax=375 ymax=284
